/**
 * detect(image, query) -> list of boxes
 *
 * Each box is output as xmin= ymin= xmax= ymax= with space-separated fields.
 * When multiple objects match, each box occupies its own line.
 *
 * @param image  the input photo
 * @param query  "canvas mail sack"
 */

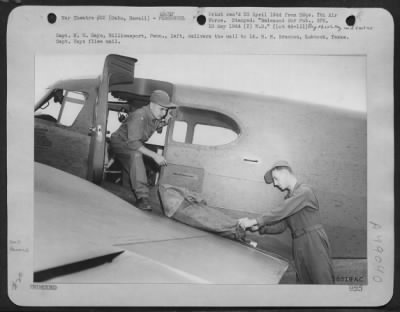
xmin=159 ymin=184 xmax=246 ymax=241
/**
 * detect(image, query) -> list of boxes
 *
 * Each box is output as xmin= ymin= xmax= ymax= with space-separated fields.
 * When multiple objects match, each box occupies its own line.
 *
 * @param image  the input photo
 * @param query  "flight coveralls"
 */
xmin=110 ymin=105 xmax=166 ymax=199
xmin=257 ymin=183 xmax=335 ymax=284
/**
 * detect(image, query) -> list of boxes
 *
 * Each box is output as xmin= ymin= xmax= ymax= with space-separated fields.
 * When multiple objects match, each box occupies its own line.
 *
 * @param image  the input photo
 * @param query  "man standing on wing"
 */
xmin=238 ymin=160 xmax=335 ymax=284
xmin=110 ymin=90 xmax=176 ymax=211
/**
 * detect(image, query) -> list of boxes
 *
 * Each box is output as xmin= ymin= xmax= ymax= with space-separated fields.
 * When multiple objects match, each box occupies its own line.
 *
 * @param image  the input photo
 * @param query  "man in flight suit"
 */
xmin=110 ymin=90 xmax=176 ymax=211
xmin=238 ymin=160 xmax=335 ymax=284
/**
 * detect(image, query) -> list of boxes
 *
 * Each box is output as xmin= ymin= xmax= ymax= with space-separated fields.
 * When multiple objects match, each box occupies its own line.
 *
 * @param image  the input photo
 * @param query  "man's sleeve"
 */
xmin=256 ymin=187 xmax=317 ymax=226
xmin=258 ymin=220 xmax=288 ymax=235
xmin=126 ymin=113 xmax=145 ymax=150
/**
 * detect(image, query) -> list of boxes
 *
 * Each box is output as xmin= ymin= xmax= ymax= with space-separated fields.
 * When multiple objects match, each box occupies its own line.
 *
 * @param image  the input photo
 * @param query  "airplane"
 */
xmin=34 ymin=54 xmax=367 ymax=282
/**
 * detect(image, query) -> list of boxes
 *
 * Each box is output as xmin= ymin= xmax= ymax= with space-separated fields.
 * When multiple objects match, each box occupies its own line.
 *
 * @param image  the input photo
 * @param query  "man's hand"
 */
xmin=238 ymin=218 xmax=258 ymax=230
xmin=249 ymin=225 xmax=260 ymax=232
xmin=164 ymin=110 xmax=174 ymax=124
xmin=153 ymin=154 xmax=168 ymax=166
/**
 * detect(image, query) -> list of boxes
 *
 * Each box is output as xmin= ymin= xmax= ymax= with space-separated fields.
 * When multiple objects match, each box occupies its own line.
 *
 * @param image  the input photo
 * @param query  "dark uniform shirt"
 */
xmin=256 ymin=183 xmax=322 ymax=234
xmin=256 ymin=183 xmax=335 ymax=284
xmin=111 ymin=105 xmax=165 ymax=150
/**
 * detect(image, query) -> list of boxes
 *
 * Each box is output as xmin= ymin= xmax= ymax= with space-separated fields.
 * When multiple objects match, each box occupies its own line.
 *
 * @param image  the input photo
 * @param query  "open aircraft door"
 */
xmin=160 ymin=106 xmax=243 ymax=201
xmin=87 ymin=54 xmax=137 ymax=183
xmin=35 ymin=54 xmax=137 ymax=183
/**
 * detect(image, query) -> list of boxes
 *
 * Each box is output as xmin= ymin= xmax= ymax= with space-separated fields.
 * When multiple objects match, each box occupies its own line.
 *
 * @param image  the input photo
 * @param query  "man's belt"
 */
xmin=292 ymin=224 xmax=323 ymax=239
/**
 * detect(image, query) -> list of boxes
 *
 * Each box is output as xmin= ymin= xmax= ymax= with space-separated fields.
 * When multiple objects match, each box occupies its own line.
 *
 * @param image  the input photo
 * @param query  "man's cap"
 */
xmin=150 ymin=90 xmax=176 ymax=108
xmin=264 ymin=160 xmax=291 ymax=184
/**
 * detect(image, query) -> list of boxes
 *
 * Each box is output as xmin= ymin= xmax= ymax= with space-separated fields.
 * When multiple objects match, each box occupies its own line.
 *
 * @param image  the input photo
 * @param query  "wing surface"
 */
xmin=35 ymin=163 xmax=288 ymax=284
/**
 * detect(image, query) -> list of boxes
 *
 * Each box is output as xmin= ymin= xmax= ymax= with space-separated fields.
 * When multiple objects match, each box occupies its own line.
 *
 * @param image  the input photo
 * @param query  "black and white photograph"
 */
xmin=7 ymin=6 xmax=394 ymax=307
xmin=33 ymin=53 xmax=366 ymax=286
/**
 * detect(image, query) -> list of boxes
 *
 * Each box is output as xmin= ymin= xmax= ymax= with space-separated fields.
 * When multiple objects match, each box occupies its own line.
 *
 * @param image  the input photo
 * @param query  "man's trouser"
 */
xmin=110 ymin=139 xmax=149 ymax=199
xmin=292 ymin=227 xmax=335 ymax=284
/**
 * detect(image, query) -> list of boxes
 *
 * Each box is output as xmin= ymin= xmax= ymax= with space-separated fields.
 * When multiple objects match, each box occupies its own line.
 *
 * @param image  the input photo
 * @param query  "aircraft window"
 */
xmin=66 ymin=91 xmax=85 ymax=101
xmin=192 ymin=124 xmax=238 ymax=146
xmin=58 ymin=91 xmax=86 ymax=126
xmin=172 ymin=121 xmax=188 ymax=143
xmin=172 ymin=107 xmax=240 ymax=146
xmin=34 ymin=89 xmax=65 ymax=122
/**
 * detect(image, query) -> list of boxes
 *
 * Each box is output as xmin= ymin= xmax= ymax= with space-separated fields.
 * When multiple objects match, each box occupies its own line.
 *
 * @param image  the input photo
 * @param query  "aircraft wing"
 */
xmin=34 ymin=163 xmax=288 ymax=284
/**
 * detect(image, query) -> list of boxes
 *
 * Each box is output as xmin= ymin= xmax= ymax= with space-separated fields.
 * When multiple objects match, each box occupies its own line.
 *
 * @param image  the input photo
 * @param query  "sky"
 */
xmin=35 ymin=54 xmax=366 ymax=112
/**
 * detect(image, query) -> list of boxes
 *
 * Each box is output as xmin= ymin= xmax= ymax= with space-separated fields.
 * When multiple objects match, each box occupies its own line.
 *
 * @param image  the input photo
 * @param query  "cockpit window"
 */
xmin=34 ymin=89 xmax=65 ymax=122
xmin=35 ymin=89 xmax=86 ymax=127
xmin=58 ymin=91 xmax=86 ymax=126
